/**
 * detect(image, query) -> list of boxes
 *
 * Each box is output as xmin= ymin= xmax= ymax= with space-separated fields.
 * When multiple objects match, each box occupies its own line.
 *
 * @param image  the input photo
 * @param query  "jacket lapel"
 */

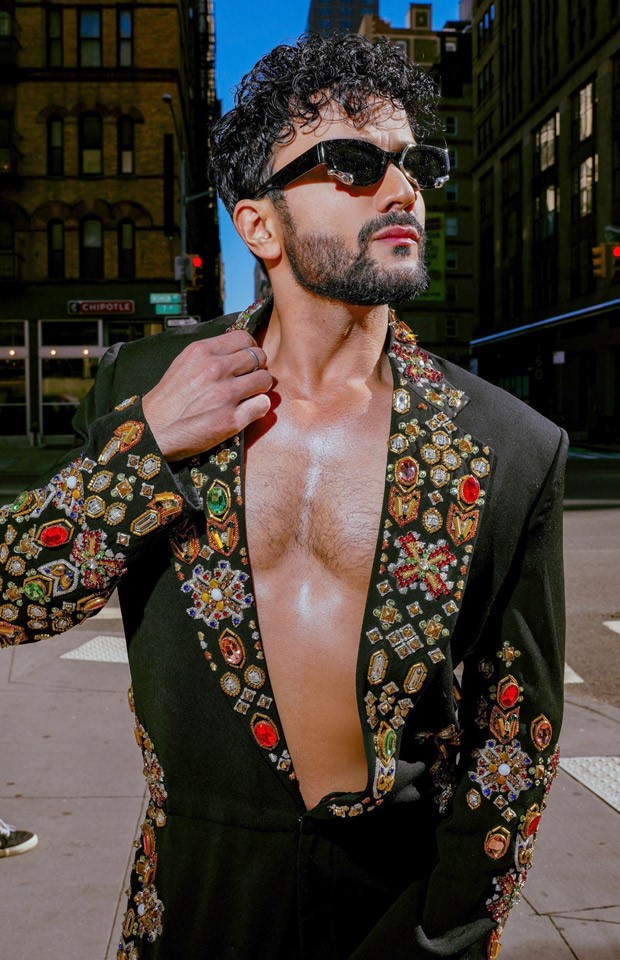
xmin=346 ymin=316 xmax=495 ymax=817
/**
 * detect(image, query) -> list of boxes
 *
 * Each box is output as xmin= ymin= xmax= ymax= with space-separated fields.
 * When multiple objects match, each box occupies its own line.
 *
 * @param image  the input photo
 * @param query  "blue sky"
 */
xmin=213 ymin=1 xmax=461 ymax=314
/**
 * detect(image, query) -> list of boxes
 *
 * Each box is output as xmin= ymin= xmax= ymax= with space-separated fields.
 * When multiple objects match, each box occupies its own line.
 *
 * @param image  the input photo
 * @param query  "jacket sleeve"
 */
xmin=349 ymin=428 xmax=568 ymax=960
xmin=0 ymin=343 xmax=203 ymax=647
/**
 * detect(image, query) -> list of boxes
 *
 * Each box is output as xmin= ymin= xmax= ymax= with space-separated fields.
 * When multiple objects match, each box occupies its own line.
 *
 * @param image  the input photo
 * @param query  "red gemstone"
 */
xmin=498 ymin=682 xmax=520 ymax=709
xmin=460 ymin=475 xmax=480 ymax=504
xmin=40 ymin=525 xmax=69 ymax=548
xmin=252 ymin=718 xmax=279 ymax=750
xmin=524 ymin=813 xmax=541 ymax=837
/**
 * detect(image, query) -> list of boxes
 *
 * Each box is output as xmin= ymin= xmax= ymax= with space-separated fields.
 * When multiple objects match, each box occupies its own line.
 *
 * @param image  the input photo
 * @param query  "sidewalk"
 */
xmin=0 ymin=595 xmax=619 ymax=959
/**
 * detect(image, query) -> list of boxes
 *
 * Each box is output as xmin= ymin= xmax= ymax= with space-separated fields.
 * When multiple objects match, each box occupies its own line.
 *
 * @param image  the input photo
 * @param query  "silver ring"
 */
xmin=243 ymin=347 xmax=260 ymax=372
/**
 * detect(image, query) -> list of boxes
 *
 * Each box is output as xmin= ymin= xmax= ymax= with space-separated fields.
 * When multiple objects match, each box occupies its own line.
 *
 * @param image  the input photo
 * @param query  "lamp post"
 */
xmin=162 ymin=93 xmax=188 ymax=313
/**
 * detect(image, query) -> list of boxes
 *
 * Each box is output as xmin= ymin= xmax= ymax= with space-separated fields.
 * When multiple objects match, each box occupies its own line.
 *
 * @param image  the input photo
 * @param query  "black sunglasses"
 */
xmin=253 ymin=138 xmax=450 ymax=199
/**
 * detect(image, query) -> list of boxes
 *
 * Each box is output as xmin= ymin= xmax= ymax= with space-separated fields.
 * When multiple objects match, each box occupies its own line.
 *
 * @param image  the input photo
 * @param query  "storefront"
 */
xmin=0 ymin=313 xmax=164 ymax=443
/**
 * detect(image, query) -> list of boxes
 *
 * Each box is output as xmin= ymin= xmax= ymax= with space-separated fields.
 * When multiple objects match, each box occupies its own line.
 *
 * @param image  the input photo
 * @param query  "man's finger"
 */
xmin=228 ymin=345 xmax=268 ymax=377
xmin=204 ymin=328 xmax=259 ymax=356
xmin=232 ymin=368 xmax=273 ymax=401
xmin=234 ymin=392 xmax=272 ymax=432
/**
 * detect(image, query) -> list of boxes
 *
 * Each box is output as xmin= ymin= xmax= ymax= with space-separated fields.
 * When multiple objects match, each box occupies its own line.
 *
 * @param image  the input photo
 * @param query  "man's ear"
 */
xmin=233 ymin=200 xmax=282 ymax=263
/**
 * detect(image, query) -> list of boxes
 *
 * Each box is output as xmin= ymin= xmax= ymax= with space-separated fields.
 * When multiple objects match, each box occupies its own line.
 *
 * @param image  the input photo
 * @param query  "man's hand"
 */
xmin=142 ymin=330 xmax=272 ymax=461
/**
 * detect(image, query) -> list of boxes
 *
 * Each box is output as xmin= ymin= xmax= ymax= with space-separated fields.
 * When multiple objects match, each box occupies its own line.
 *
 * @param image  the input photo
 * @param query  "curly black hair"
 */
xmin=210 ymin=33 xmax=440 ymax=215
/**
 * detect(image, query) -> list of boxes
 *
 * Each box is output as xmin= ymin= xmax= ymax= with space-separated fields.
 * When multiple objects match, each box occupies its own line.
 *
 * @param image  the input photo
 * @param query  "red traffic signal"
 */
xmin=186 ymin=254 xmax=204 ymax=289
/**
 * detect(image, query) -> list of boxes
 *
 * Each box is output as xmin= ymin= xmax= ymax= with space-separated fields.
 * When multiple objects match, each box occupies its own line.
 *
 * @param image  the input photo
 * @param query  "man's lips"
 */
xmin=372 ymin=225 xmax=421 ymax=244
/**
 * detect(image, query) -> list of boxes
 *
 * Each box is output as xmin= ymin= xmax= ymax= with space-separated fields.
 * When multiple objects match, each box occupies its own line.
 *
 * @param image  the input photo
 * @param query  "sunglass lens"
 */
xmin=402 ymin=146 xmax=449 ymax=189
xmin=327 ymin=141 xmax=384 ymax=186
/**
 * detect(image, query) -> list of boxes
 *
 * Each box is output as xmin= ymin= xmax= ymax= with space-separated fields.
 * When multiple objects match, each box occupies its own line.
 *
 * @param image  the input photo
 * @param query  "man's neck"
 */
xmin=259 ymin=285 xmax=391 ymax=397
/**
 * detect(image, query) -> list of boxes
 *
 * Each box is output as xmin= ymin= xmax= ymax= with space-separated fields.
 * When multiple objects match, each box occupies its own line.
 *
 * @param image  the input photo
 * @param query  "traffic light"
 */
xmin=592 ymin=244 xmax=608 ymax=278
xmin=612 ymin=244 xmax=620 ymax=280
xmin=187 ymin=254 xmax=204 ymax=289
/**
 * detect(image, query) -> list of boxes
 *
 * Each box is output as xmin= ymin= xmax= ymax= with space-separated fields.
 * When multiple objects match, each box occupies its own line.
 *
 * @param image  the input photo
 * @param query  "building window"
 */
xmin=78 ymin=9 xmax=102 ymax=68
xmin=118 ymin=219 xmax=135 ymax=278
xmin=0 ymin=113 xmax=14 ymax=175
xmin=118 ymin=116 xmax=134 ymax=174
xmin=80 ymin=216 xmax=103 ymax=278
xmin=570 ymin=238 xmax=595 ymax=298
xmin=446 ymin=249 xmax=458 ymax=270
xmin=48 ymin=220 xmax=65 ymax=278
xmin=534 ymin=184 xmax=559 ymax=241
xmin=572 ymin=155 xmax=597 ymax=219
xmin=446 ymin=217 xmax=458 ymax=237
xmin=446 ymin=283 xmax=458 ymax=304
xmin=444 ymin=116 xmax=458 ymax=136
xmin=445 ymin=182 xmax=459 ymax=202
xmin=0 ymin=220 xmax=14 ymax=278
xmin=46 ymin=7 xmax=63 ymax=66
xmin=117 ymin=8 xmax=133 ymax=67
xmin=445 ymin=317 xmax=458 ymax=338
xmin=448 ymin=148 xmax=458 ymax=170
xmin=47 ymin=116 xmax=64 ymax=175
xmin=79 ymin=113 xmax=102 ymax=175
xmin=572 ymin=80 xmax=595 ymax=143
xmin=533 ymin=112 xmax=560 ymax=174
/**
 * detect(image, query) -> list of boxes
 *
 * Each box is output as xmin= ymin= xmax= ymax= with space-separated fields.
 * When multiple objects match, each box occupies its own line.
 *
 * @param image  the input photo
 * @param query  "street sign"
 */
xmin=165 ymin=316 xmax=200 ymax=327
xmin=67 ymin=300 xmax=134 ymax=315
xmin=149 ymin=293 xmax=182 ymax=304
xmin=155 ymin=303 xmax=182 ymax=315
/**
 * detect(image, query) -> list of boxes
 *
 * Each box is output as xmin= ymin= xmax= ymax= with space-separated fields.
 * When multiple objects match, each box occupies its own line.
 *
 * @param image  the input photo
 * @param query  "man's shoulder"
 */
xmin=427 ymin=351 xmax=565 ymax=468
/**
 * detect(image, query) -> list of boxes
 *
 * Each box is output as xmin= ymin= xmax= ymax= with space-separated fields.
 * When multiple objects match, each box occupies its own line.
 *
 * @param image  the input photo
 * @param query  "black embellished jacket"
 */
xmin=0 ymin=299 xmax=567 ymax=960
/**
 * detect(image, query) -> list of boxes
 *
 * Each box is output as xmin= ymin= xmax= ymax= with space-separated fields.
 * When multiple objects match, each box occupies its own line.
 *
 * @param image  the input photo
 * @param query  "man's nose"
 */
xmin=376 ymin=161 xmax=420 ymax=211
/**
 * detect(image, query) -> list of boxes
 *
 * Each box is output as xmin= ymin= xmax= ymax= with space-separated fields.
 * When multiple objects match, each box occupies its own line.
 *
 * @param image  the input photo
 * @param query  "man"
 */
xmin=0 ymin=34 xmax=566 ymax=960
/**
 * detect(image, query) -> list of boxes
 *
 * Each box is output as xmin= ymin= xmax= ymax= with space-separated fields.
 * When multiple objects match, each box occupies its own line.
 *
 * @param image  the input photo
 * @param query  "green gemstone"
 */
xmin=206 ymin=483 xmax=229 ymax=518
xmin=384 ymin=727 xmax=397 ymax=758
xmin=10 ymin=491 xmax=29 ymax=513
xmin=24 ymin=581 xmax=46 ymax=601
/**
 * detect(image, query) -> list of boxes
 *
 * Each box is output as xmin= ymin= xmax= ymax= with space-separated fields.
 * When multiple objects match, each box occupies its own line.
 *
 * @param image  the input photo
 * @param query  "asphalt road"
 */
xmin=563 ymin=506 xmax=620 ymax=709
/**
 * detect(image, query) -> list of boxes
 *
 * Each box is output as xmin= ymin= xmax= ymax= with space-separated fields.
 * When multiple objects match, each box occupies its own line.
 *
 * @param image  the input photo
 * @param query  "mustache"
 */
xmin=358 ymin=211 xmax=426 ymax=250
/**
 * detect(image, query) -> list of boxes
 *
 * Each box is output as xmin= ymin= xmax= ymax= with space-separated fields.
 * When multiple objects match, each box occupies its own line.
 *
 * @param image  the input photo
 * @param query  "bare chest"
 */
xmin=244 ymin=408 xmax=390 ymax=585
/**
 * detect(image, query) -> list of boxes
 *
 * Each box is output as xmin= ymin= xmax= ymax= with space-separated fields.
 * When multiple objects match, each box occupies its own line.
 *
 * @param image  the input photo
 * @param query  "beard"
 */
xmin=277 ymin=203 xmax=429 ymax=306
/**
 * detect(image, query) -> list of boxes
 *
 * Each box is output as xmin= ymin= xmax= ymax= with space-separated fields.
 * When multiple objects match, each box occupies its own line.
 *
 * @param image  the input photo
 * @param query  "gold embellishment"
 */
xmin=530 ymin=715 xmax=553 ymax=750
xmin=85 ymin=496 xmax=105 ymax=518
xmin=484 ymin=826 xmax=511 ymax=860
xmin=207 ymin=515 xmax=240 ymax=556
xmin=403 ymin=661 xmax=428 ymax=694
xmin=388 ymin=487 xmax=421 ymax=526
xmin=368 ymin=649 xmax=389 ymax=684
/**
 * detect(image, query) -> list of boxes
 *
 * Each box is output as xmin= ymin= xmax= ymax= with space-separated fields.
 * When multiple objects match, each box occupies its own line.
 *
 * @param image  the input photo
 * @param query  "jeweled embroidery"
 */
xmin=118 ymin=690 xmax=167 ymax=956
xmin=182 ymin=560 xmax=252 ymax=627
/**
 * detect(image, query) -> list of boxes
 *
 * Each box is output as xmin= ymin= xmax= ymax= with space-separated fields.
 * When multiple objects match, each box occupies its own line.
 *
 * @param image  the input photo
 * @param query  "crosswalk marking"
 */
xmin=604 ymin=620 xmax=620 ymax=635
xmin=61 ymin=635 xmax=127 ymax=663
xmin=90 ymin=606 xmax=123 ymax=620
xmin=564 ymin=663 xmax=584 ymax=684
xmin=560 ymin=756 xmax=620 ymax=813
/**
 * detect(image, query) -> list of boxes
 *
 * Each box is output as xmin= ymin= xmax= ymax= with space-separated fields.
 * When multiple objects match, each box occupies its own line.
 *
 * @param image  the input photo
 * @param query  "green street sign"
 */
xmin=150 ymin=293 xmax=182 ymax=304
xmin=155 ymin=303 xmax=182 ymax=315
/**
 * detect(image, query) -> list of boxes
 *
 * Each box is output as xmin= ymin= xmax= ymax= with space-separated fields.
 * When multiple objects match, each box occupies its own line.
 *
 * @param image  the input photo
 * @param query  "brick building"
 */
xmin=0 ymin=0 xmax=221 ymax=442
xmin=359 ymin=4 xmax=474 ymax=366
xmin=307 ymin=0 xmax=378 ymax=34
xmin=470 ymin=0 xmax=620 ymax=438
